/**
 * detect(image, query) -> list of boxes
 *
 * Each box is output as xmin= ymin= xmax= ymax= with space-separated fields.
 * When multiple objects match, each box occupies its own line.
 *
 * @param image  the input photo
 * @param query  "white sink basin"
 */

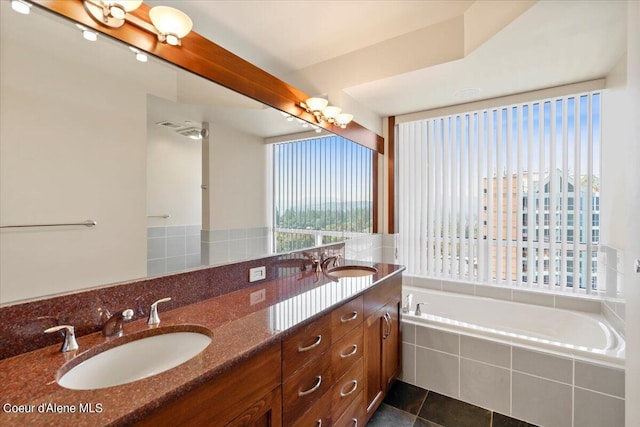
xmin=58 ymin=331 xmax=212 ymax=390
xmin=327 ymin=266 xmax=377 ymax=278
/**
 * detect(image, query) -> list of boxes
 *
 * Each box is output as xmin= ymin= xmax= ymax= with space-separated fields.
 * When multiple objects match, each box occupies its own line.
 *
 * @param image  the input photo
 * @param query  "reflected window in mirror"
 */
xmin=272 ymin=135 xmax=374 ymax=253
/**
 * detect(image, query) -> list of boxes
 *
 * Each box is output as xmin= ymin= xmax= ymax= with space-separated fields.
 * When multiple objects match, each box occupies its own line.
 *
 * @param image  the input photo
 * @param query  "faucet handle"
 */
xmin=44 ymin=325 xmax=79 ymax=352
xmin=148 ymin=297 xmax=172 ymax=326
xmin=415 ymin=303 xmax=425 ymax=317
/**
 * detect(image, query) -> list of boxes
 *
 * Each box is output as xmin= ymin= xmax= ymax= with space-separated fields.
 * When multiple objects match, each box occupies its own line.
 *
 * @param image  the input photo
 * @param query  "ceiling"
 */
xmin=147 ymin=0 xmax=628 ymax=121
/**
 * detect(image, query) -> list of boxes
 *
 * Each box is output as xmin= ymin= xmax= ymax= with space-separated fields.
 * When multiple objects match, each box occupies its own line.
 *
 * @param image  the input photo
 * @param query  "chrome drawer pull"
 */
xmin=339 ymin=379 xmax=358 ymax=397
xmin=340 ymin=311 xmax=358 ymax=323
xmin=298 ymin=335 xmax=322 ymax=352
xmin=352 ymin=419 xmax=358 ymax=427
xmin=298 ymin=376 xmax=322 ymax=397
xmin=340 ymin=344 xmax=358 ymax=359
xmin=316 ymin=420 xmax=322 ymax=427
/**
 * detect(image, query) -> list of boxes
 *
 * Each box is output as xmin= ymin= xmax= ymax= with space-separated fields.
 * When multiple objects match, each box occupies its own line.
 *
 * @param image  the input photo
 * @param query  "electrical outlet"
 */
xmin=249 ymin=266 xmax=266 ymax=282
xmin=250 ymin=288 xmax=266 ymax=305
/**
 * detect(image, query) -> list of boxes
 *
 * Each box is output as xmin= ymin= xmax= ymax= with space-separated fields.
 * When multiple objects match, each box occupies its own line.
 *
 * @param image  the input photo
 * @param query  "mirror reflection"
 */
xmin=0 ymin=2 xmax=343 ymax=304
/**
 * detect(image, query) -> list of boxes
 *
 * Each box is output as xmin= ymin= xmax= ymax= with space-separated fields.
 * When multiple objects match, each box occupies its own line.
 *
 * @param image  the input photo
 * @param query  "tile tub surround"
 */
xmin=147 ymin=224 xmax=203 ymax=276
xmin=200 ymin=226 xmax=271 ymax=266
xmin=0 ymin=260 xmax=405 ymax=426
xmin=0 ymin=243 xmax=345 ymax=360
xmin=401 ymin=323 xmax=625 ymax=427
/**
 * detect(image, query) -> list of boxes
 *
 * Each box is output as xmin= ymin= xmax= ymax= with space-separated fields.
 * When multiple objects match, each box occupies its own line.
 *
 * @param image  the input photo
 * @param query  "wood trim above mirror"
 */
xmin=30 ymin=0 xmax=384 ymax=154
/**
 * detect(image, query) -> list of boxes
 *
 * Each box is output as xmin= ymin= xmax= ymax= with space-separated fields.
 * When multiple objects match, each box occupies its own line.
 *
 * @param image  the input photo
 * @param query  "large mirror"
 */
xmin=0 ymin=2 xmax=344 ymax=304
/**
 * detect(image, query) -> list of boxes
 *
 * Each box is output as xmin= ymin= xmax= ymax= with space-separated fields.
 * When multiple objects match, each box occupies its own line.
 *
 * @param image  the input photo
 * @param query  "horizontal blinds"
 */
xmin=398 ymin=92 xmax=601 ymax=292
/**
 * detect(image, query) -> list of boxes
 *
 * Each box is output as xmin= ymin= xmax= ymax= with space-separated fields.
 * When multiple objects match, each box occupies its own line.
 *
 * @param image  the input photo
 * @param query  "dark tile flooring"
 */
xmin=367 ymin=381 xmax=538 ymax=427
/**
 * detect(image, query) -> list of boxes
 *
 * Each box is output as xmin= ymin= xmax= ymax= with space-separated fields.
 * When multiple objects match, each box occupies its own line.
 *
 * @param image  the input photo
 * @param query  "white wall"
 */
xmin=624 ymin=1 xmax=640 ymax=425
xmin=147 ymin=125 xmax=202 ymax=227
xmin=602 ymin=56 xmax=629 ymax=252
xmin=205 ymin=123 xmax=268 ymax=230
xmin=0 ymin=5 xmax=176 ymax=303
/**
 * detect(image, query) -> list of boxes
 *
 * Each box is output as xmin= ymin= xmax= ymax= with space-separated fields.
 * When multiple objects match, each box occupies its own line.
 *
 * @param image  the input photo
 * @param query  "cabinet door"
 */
xmin=364 ymin=307 xmax=385 ymax=417
xmin=226 ymin=386 xmax=282 ymax=427
xmin=364 ymin=299 xmax=401 ymax=419
xmin=382 ymin=298 xmax=401 ymax=392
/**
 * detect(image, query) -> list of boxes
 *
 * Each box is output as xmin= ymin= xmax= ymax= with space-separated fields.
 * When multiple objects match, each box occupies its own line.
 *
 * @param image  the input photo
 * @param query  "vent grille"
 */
xmin=155 ymin=120 xmax=183 ymax=129
xmin=177 ymin=127 xmax=204 ymax=139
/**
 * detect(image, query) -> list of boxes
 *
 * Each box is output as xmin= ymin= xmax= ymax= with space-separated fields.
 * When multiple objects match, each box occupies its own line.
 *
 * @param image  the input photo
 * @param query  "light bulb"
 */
xmin=165 ymin=34 xmax=179 ymax=46
xmin=336 ymin=113 xmax=353 ymax=128
xmin=83 ymin=30 xmax=98 ymax=42
xmin=149 ymin=6 xmax=193 ymax=45
xmin=135 ymin=52 xmax=148 ymax=62
xmin=11 ymin=0 xmax=31 ymax=15
xmin=305 ymin=97 xmax=328 ymax=114
xmin=322 ymin=106 xmax=341 ymax=121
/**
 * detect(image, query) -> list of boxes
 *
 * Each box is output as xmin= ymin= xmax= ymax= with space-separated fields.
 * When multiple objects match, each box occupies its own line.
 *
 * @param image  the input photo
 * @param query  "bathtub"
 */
xmin=402 ymin=286 xmax=625 ymax=365
xmin=400 ymin=285 xmax=626 ymax=427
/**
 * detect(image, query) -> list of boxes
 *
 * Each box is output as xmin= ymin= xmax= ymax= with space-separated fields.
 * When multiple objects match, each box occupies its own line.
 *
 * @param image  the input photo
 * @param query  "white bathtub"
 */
xmin=402 ymin=286 xmax=625 ymax=366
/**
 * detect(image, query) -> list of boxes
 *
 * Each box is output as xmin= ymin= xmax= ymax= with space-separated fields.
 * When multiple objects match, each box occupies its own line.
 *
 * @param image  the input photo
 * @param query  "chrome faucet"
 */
xmin=402 ymin=294 xmax=413 ymax=314
xmin=148 ymin=297 xmax=172 ymax=326
xmin=44 ymin=324 xmax=79 ymax=352
xmin=301 ymin=252 xmax=321 ymax=272
xmin=321 ymin=253 xmax=342 ymax=271
xmin=415 ymin=303 xmax=426 ymax=317
xmin=102 ymin=308 xmax=134 ymax=337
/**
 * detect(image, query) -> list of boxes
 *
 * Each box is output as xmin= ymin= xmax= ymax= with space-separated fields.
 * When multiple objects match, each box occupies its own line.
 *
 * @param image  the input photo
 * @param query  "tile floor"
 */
xmin=367 ymin=381 xmax=538 ymax=427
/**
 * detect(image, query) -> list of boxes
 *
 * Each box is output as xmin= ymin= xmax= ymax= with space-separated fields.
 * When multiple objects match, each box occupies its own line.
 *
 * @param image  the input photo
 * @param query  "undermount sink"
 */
xmin=57 ymin=329 xmax=212 ymax=390
xmin=327 ymin=265 xmax=377 ymax=278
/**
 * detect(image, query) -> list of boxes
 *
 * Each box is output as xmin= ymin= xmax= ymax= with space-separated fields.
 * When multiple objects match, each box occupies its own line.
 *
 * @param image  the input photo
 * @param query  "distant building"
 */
xmin=482 ymin=171 xmax=599 ymax=289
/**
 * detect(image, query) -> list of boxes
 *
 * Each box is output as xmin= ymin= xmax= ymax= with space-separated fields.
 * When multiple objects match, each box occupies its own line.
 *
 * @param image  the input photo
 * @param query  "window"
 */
xmin=397 ymin=92 xmax=601 ymax=292
xmin=272 ymin=135 xmax=374 ymax=252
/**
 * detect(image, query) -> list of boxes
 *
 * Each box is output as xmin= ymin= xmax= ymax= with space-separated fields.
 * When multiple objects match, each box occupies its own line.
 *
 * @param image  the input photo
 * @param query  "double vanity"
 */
xmin=0 ymin=255 xmax=403 ymax=426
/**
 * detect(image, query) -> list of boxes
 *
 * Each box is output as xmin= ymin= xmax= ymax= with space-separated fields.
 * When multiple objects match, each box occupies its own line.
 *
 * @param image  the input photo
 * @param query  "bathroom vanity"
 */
xmin=0 ymin=260 xmax=403 ymax=426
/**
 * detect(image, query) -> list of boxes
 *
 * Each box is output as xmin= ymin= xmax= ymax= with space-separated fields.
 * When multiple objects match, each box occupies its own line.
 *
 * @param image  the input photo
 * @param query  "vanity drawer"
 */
xmin=290 ymin=388 xmax=333 ymax=427
xmin=331 ymin=323 xmax=363 ymax=380
xmin=331 ymin=358 xmax=364 ymax=420
xmin=331 ymin=295 xmax=363 ymax=342
xmin=333 ymin=390 xmax=365 ymax=427
xmin=283 ymin=313 xmax=332 ymax=378
xmin=283 ymin=352 xmax=332 ymax=424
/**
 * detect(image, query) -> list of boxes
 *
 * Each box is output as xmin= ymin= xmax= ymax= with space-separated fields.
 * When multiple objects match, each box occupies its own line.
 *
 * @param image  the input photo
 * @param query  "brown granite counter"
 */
xmin=0 ymin=261 xmax=404 ymax=426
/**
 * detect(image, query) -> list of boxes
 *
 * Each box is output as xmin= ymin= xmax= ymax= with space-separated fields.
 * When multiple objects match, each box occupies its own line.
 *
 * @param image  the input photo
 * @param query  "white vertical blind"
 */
xmin=273 ymin=135 xmax=374 ymax=252
xmin=397 ymin=92 xmax=601 ymax=292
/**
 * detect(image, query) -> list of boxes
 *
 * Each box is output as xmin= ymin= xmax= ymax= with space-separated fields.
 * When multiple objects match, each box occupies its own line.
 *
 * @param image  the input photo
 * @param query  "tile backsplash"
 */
xmin=201 ymin=226 xmax=271 ymax=266
xmin=147 ymin=224 xmax=202 ymax=276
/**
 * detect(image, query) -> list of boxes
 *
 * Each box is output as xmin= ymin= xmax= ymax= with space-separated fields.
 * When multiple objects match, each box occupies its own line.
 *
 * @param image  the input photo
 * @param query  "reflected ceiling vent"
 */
xmin=177 ymin=127 xmax=208 ymax=140
xmin=155 ymin=120 xmax=183 ymax=129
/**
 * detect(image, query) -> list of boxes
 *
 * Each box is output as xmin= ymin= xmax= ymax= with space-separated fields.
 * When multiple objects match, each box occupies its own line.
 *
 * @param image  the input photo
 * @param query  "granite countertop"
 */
xmin=0 ymin=261 xmax=404 ymax=426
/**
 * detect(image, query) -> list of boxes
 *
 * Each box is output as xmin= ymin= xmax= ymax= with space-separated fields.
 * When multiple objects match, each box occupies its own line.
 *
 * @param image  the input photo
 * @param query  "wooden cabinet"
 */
xmin=134 ymin=343 xmax=282 ymax=427
xmin=136 ymin=271 xmax=401 ymax=427
xmin=363 ymin=273 xmax=402 ymax=421
xmin=283 ymin=295 xmax=364 ymax=426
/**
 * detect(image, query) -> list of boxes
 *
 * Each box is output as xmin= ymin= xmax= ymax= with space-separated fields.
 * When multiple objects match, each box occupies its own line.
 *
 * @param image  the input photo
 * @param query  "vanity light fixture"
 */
xmin=11 ymin=0 xmax=31 ymax=15
xmin=83 ymin=0 xmax=192 ymax=46
xmin=76 ymin=24 xmax=98 ymax=42
xmin=129 ymin=46 xmax=148 ymax=62
xmin=300 ymin=97 xmax=354 ymax=128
